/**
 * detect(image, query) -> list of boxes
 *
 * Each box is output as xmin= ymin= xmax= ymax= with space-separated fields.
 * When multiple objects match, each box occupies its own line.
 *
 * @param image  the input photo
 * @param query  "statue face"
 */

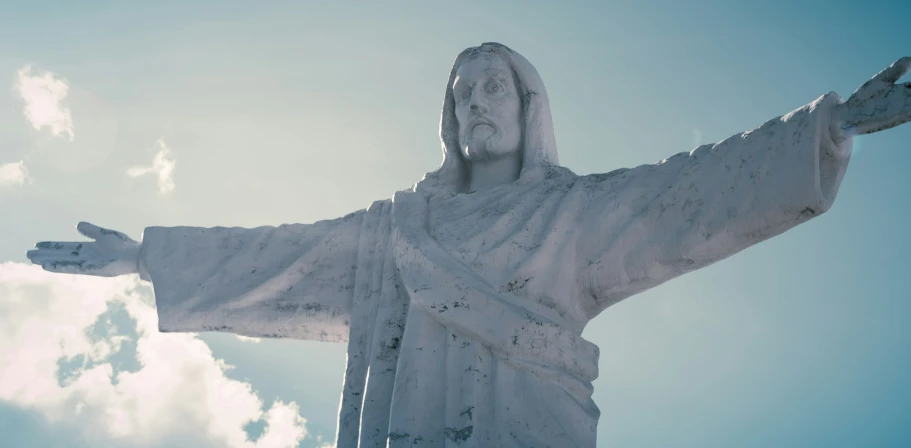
xmin=453 ymin=53 xmax=522 ymax=162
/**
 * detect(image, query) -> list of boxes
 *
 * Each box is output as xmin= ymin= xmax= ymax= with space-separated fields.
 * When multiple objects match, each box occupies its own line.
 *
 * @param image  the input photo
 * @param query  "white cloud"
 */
xmin=127 ymin=139 xmax=176 ymax=193
xmin=0 ymin=160 xmax=30 ymax=186
xmin=15 ymin=65 xmax=75 ymax=141
xmin=0 ymin=262 xmax=310 ymax=447
xmin=235 ymin=335 xmax=262 ymax=344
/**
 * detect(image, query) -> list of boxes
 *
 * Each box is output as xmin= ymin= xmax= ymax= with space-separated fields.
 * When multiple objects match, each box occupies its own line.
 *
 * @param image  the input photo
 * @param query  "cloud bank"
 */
xmin=15 ymin=65 xmax=75 ymax=141
xmin=0 ymin=262 xmax=310 ymax=447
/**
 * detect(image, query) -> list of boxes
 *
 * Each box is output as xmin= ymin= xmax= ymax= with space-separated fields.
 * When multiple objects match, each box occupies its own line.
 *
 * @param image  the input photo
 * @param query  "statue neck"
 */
xmin=466 ymin=152 xmax=522 ymax=193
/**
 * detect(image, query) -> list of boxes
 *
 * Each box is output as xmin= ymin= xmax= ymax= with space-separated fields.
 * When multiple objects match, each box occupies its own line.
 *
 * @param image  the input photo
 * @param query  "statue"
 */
xmin=25 ymin=43 xmax=911 ymax=447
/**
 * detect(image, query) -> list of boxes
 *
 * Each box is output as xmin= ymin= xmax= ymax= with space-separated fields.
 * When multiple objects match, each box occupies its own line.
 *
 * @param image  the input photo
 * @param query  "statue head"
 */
xmin=453 ymin=49 xmax=523 ymax=163
xmin=416 ymin=42 xmax=560 ymax=196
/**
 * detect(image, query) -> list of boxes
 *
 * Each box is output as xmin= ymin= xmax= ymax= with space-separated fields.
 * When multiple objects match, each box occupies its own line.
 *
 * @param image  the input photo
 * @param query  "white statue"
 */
xmin=26 ymin=43 xmax=911 ymax=447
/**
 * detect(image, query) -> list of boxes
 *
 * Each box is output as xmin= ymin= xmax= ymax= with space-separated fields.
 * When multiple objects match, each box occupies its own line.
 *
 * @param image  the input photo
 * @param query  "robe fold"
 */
xmin=140 ymin=90 xmax=851 ymax=447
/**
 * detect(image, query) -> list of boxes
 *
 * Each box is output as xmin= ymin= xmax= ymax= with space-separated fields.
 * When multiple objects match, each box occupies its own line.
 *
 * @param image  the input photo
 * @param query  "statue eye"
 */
xmin=457 ymin=89 xmax=470 ymax=103
xmin=487 ymin=83 xmax=501 ymax=94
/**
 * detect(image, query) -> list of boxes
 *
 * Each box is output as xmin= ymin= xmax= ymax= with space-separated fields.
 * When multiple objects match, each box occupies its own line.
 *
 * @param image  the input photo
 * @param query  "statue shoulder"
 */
xmin=522 ymin=165 xmax=578 ymax=197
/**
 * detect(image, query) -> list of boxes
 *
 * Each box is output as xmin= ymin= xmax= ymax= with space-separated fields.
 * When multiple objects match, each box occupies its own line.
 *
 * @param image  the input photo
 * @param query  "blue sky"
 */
xmin=1 ymin=1 xmax=909 ymax=446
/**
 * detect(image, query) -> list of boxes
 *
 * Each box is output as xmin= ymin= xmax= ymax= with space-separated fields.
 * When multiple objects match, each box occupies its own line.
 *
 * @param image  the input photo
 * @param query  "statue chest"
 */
xmin=423 ymin=193 xmax=586 ymax=325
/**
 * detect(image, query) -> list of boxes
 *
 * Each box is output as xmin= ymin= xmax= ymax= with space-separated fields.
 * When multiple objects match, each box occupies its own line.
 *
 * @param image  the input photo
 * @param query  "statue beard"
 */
xmin=461 ymin=126 xmax=521 ymax=162
xmin=462 ymin=137 xmax=491 ymax=161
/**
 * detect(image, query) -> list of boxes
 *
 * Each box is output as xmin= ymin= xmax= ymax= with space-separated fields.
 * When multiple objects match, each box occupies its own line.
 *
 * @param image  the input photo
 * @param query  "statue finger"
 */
xmin=25 ymin=249 xmax=44 ymax=264
xmin=35 ymin=241 xmax=85 ymax=252
xmin=39 ymin=259 xmax=89 ymax=274
xmin=872 ymin=56 xmax=911 ymax=84
xmin=78 ymin=222 xmax=134 ymax=244
xmin=76 ymin=221 xmax=132 ymax=243
xmin=27 ymin=249 xmax=50 ymax=261
xmin=76 ymin=221 xmax=105 ymax=240
xmin=26 ymin=249 xmax=44 ymax=261
xmin=27 ymin=249 xmax=81 ymax=264
xmin=43 ymin=259 xmax=117 ymax=277
xmin=102 ymin=229 xmax=135 ymax=244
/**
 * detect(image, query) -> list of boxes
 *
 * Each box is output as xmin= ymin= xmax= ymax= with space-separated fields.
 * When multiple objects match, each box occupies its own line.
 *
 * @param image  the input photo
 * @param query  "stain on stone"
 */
xmin=504 ymin=277 xmax=531 ymax=293
xmin=444 ymin=425 xmax=473 ymax=443
xmin=388 ymin=337 xmax=401 ymax=350
xmin=388 ymin=432 xmax=410 ymax=441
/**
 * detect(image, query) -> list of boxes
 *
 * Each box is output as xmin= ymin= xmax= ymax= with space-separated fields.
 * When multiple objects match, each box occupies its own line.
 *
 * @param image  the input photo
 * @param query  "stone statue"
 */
xmin=26 ymin=43 xmax=911 ymax=447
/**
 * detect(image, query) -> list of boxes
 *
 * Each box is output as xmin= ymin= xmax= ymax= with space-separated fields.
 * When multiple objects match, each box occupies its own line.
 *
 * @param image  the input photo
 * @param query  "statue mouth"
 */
xmin=469 ymin=118 xmax=496 ymax=134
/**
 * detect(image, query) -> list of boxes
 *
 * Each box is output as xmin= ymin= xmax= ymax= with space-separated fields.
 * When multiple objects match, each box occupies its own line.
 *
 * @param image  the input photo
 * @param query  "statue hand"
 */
xmin=26 ymin=222 xmax=141 ymax=277
xmin=831 ymin=56 xmax=911 ymax=144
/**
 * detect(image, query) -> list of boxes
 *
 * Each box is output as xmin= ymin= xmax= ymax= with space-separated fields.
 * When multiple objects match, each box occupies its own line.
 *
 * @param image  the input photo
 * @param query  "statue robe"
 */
xmin=138 ymin=92 xmax=852 ymax=447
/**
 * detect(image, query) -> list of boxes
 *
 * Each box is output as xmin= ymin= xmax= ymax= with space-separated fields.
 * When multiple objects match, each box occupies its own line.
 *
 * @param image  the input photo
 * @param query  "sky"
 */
xmin=0 ymin=0 xmax=909 ymax=446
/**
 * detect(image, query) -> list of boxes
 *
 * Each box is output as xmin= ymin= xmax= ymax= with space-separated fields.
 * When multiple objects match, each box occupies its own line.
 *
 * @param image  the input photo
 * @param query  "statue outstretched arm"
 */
xmin=139 ymin=210 xmax=366 ymax=341
xmin=575 ymin=90 xmax=853 ymax=317
xmin=574 ymin=57 xmax=909 ymax=317
xmin=29 ymin=210 xmax=367 ymax=342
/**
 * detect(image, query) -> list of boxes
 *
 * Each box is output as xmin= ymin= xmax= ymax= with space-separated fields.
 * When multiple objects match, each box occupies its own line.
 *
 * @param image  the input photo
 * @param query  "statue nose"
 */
xmin=470 ymin=97 xmax=488 ymax=114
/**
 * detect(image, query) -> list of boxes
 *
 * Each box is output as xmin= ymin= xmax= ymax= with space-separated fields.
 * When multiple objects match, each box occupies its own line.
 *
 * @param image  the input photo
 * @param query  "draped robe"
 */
xmin=138 ymin=91 xmax=852 ymax=447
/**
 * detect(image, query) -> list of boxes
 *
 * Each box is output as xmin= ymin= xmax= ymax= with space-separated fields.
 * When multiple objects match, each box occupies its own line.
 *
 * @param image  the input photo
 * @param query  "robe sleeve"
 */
xmin=576 ymin=92 xmax=853 ymax=318
xmin=138 ymin=209 xmax=365 ymax=342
